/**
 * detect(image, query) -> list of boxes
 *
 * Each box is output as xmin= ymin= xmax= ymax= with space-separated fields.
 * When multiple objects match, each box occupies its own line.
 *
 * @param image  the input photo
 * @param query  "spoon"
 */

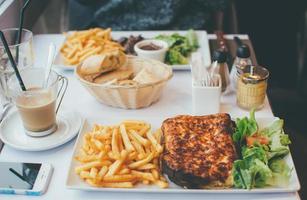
xmin=43 ymin=43 xmax=56 ymax=88
xmin=0 ymin=102 xmax=13 ymax=122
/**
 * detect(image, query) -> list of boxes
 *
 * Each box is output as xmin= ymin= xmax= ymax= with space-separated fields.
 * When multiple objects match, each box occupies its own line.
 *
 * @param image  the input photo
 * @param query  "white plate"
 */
xmin=0 ymin=110 xmax=83 ymax=151
xmin=66 ymin=117 xmax=300 ymax=193
xmin=53 ymin=30 xmax=211 ymax=71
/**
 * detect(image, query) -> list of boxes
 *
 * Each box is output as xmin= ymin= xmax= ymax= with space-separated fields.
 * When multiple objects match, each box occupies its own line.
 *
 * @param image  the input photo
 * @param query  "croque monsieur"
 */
xmin=161 ymin=113 xmax=237 ymax=188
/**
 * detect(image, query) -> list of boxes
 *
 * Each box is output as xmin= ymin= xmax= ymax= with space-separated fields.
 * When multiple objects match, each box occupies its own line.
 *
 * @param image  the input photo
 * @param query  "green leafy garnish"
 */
xmin=242 ymin=145 xmax=268 ymax=164
xmin=155 ymin=29 xmax=199 ymax=65
xmin=232 ymin=109 xmax=258 ymax=144
xmin=232 ymin=110 xmax=292 ymax=189
xmin=268 ymin=158 xmax=292 ymax=187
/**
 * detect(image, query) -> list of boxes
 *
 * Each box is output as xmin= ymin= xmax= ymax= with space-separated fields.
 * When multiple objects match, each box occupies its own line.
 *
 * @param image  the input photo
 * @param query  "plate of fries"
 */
xmin=55 ymin=28 xmax=211 ymax=71
xmin=66 ymin=118 xmax=173 ymax=192
xmin=54 ymin=28 xmax=124 ymax=70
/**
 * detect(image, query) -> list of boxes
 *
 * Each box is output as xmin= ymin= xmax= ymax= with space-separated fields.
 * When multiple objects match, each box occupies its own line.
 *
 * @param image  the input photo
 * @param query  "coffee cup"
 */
xmin=7 ymin=67 xmax=68 ymax=137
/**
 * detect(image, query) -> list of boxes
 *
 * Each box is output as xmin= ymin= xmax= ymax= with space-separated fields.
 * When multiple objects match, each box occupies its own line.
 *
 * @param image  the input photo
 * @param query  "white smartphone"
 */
xmin=0 ymin=161 xmax=53 ymax=196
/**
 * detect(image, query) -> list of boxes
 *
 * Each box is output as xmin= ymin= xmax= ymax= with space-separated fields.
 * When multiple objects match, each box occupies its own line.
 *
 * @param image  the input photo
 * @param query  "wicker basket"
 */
xmin=75 ymin=56 xmax=173 ymax=109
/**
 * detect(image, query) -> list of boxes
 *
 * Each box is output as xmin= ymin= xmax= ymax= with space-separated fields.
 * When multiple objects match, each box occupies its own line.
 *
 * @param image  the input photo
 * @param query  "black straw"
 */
xmin=0 ymin=31 xmax=26 ymax=91
xmin=16 ymin=0 xmax=31 ymax=62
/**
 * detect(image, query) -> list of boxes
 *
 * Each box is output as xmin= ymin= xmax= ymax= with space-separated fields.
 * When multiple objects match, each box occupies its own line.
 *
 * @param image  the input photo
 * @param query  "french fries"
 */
xmin=60 ymin=28 xmax=124 ymax=65
xmin=75 ymin=121 xmax=168 ymax=188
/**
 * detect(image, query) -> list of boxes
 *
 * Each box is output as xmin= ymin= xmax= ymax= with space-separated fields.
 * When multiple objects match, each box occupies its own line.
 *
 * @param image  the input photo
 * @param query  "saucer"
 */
xmin=0 ymin=110 xmax=83 ymax=151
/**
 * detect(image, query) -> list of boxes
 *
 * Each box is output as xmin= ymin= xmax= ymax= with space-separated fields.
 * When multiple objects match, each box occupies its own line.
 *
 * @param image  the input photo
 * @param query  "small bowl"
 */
xmin=134 ymin=39 xmax=168 ymax=62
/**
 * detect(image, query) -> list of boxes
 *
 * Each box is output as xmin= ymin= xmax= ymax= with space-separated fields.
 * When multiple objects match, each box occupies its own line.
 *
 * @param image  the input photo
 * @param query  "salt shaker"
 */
xmin=211 ymin=50 xmax=230 ymax=93
xmin=230 ymin=44 xmax=252 ymax=91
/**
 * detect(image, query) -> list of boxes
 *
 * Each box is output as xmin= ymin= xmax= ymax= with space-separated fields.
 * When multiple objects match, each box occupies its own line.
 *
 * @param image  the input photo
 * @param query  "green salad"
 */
xmin=155 ymin=29 xmax=199 ymax=65
xmin=232 ymin=110 xmax=292 ymax=189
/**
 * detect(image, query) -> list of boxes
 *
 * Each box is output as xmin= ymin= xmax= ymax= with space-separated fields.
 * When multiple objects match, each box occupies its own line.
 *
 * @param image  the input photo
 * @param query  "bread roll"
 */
xmin=80 ymin=50 xmax=127 ymax=76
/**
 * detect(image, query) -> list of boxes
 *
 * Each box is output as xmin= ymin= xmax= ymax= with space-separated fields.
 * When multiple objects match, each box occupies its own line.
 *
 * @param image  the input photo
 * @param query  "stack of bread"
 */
xmin=75 ymin=54 xmax=172 ymax=109
xmin=78 ymin=50 xmax=162 ymax=86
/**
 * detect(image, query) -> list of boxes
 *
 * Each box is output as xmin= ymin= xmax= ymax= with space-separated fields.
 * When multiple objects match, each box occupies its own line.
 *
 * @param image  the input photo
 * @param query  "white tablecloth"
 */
xmin=0 ymin=34 xmax=300 ymax=200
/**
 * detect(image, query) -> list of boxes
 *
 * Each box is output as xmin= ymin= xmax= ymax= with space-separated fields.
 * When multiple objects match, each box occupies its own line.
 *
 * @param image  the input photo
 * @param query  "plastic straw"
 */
xmin=0 ymin=31 xmax=26 ymax=91
xmin=16 ymin=0 xmax=31 ymax=62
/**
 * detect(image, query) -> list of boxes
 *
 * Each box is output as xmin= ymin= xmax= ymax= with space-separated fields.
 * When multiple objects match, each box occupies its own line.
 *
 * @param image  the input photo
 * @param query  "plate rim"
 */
xmin=0 ymin=110 xmax=83 ymax=151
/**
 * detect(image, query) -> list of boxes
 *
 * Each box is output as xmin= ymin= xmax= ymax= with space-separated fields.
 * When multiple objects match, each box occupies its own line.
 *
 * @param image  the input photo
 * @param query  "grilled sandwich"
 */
xmin=161 ymin=113 xmax=237 ymax=188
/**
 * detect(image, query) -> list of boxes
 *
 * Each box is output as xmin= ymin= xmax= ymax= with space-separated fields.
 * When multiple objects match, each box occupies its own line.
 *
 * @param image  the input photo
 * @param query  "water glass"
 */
xmin=0 ymin=28 xmax=34 ymax=104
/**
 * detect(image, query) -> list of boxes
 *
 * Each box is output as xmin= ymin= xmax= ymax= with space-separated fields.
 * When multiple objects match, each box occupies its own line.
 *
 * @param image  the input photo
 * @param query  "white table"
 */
xmin=0 ymin=34 xmax=300 ymax=200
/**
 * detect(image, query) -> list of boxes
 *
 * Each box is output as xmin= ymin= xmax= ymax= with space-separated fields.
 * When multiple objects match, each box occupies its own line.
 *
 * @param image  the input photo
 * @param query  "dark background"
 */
xmin=235 ymin=1 xmax=307 ymax=198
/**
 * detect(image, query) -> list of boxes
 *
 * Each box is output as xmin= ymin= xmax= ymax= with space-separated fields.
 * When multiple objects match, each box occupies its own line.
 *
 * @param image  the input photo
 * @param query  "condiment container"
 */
xmin=134 ymin=39 xmax=168 ymax=62
xmin=211 ymin=50 xmax=230 ymax=93
xmin=230 ymin=44 xmax=252 ymax=91
xmin=236 ymin=65 xmax=269 ymax=110
xmin=192 ymin=74 xmax=221 ymax=115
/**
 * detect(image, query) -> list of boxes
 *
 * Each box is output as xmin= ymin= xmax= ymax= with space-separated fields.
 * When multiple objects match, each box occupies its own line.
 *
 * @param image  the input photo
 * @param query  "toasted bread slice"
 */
xmin=93 ymin=68 xmax=134 ymax=84
xmin=133 ymin=67 xmax=160 ymax=84
xmin=161 ymin=114 xmax=237 ymax=188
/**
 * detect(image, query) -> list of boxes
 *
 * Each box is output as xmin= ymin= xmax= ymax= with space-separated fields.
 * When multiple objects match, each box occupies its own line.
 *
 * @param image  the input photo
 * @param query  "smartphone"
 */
xmin=0 ymin=161 xmax=53 ymax=196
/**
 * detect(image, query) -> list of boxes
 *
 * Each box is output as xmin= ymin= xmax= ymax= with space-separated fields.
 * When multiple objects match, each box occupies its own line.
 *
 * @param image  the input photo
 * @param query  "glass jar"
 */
xmin=230 ymin=44 xmax=252 ymax=92
xmin=0 ymin=28 xmax=34 ymax=104
xmin=236 ymin=65 xmax=269 ymax=110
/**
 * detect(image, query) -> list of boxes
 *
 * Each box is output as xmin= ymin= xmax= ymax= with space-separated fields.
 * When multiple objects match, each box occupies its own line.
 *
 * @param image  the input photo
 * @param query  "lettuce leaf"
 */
xmin=268 ymin=147 xmax=289 ymax=160
xmin=233 ymin=160 xmax=252 ymax=189
xmin=232 ymin=110 xmax=292 ymax=189
xmin=280 ymin=133 xmax=291 ymax=146
xmin=251 ymin=159 xmax=272 ymax=188
xmin=233 ymin=158 xmax=272 ymax=189
xmin=166 ymin=49 xmax=188 ymax=65
xmin=186 ymin=29 xmax=199 ymax=50
xmin=242 ymin=145 xmax=268 ymax=164
xmin=233 ymin=109 xmax=258 ymax=144
xmin=260 ymin=119 xmax=291 ymax=160
xmin=155 ymin=30 xmax=199 ymax=65
xmin=260 ymin=119 xmax=284 ymax=137
xmin=268 ymin=158 xmax=292 ymax=187
xmin=155 ymin=34 xmax=177 ymax=47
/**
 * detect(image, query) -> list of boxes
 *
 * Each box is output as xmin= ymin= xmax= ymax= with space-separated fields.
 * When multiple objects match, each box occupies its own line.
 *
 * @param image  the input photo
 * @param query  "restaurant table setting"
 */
xmin=0 ymin=23 xmax=301 ymax=200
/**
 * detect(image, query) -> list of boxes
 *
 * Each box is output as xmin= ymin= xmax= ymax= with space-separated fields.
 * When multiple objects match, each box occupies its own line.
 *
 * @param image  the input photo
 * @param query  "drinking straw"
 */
xmin=15 ymin=0 xmax=31 ymax=62
xmin=0 ymin=31 xmax=27 ymax=91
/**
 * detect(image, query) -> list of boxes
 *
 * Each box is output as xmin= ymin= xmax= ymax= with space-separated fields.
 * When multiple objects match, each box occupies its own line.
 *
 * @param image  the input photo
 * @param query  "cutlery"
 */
xmin=0 ymin=102 xmax=13 ymax=123
xmin=43 ymin=43 xmax=56 ymax=88
xmin=191 ymin=52 xmax=219 ymax=87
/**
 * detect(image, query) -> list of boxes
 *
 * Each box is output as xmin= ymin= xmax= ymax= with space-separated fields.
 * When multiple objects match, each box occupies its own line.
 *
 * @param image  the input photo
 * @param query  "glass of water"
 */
xmin=0 ymin=28 xmax=34 ymax=104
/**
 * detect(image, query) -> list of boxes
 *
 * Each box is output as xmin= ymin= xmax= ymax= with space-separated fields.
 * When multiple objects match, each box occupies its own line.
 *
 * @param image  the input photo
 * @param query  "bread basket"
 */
xmin=75 ymin=56 xmax=173 ymax=109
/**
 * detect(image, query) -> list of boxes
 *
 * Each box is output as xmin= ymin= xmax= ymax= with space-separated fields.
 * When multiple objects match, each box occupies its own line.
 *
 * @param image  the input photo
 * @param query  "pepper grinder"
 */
xmin=211 ymin=50 xmax=230 ymax=93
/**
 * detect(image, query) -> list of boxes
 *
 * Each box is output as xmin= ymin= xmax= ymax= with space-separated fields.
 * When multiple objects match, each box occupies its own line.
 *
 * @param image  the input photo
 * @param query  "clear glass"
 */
xmin=236 ymin=65 xmax=269 ymax=110
xmin=7 ymin=68 xmax=67 ymax=136
xmin=230 ymin=57 xmax=252 ymax=92
xmin=0 ymin=28 xmax=34 ymax=104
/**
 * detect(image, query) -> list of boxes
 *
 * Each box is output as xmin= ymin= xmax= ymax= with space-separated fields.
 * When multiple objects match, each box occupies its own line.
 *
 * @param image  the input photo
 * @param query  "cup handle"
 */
xmin=56 ymin=75 xmax=68 ymax=114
